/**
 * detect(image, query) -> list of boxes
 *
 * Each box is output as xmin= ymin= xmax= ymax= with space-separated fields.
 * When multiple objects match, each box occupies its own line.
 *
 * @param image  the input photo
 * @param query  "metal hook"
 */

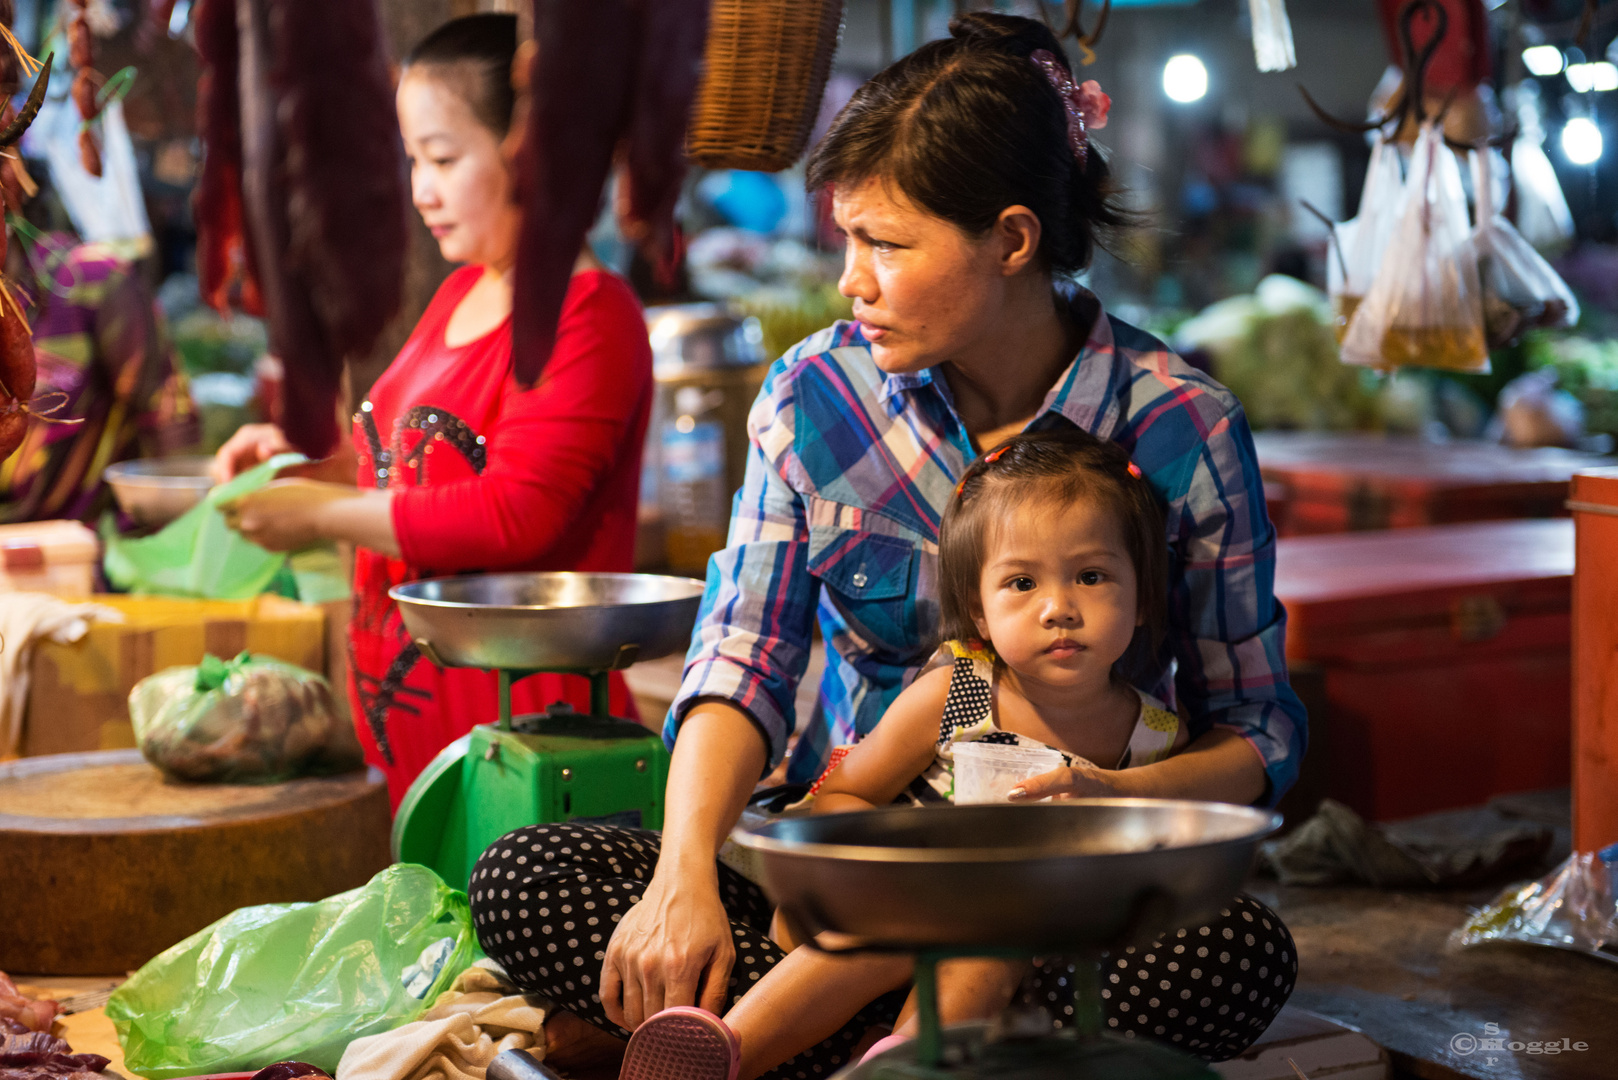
xmin=1296 ymin=0 xmax=1450 ymax=138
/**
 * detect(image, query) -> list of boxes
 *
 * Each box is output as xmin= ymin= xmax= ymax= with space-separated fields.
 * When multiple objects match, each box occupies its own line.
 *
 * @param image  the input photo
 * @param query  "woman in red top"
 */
xmin=216 ymin=14 xmax=653 ymax=806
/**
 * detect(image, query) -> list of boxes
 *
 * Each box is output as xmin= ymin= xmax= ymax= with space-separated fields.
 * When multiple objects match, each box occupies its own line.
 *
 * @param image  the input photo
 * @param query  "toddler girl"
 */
xmin=620 ymin=427 xmax=1191 ymax=1080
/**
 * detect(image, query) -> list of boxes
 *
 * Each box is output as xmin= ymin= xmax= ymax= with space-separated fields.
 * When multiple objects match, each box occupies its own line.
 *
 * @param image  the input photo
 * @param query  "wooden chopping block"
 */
xmin=0 ymin=750 xmax=391 ymax=975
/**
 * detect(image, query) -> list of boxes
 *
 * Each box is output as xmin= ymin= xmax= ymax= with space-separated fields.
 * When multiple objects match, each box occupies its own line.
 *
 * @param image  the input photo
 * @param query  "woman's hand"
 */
xmin=1006 ymin=758 xmax=1121 ymax=802
xmin=600 ymin=864 xmax=736 ymax=1031
xmin=598 ymin=702 xmax=768 ymax=1031
xmin=219 ymin=479 xmax=355 ymax=551
xmin=211 ymin=423 xmax=293 ymax=484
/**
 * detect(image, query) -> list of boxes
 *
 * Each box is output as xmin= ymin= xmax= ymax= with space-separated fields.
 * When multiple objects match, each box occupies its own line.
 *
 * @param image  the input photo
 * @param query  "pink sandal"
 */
xmin=619 ymin=1007 xmax=740 ymax=1080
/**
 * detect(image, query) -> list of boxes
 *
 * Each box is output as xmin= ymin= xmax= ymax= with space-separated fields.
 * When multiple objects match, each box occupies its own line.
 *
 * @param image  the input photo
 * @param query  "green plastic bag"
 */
xmin=130 ymin=652 xmax=363 ymax=783
xmin=106 ymin=864 xmax=474 ymax=1078
xmin=102 ymin=453 xmax=309 ymax=600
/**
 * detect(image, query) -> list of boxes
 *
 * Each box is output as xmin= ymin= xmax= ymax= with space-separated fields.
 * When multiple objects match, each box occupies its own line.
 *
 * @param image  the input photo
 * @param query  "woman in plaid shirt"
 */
xmin=469 ymin=13 xmax=1307 ymax=1073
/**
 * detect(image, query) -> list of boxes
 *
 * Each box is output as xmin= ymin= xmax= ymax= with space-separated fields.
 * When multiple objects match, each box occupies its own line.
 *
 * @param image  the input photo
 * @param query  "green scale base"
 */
xmin=392 ymin=706 xmax=670 ymax=892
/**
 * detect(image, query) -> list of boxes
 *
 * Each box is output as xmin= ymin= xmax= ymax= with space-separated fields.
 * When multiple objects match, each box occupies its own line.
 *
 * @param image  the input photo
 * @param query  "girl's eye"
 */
xmin=432 ymin=156 xmax=456 ymax=168
xmin=1078 ymin=570 xmax=1104 ymax=586
xmin=1010 ymin=576 xmax=1036 ymax=592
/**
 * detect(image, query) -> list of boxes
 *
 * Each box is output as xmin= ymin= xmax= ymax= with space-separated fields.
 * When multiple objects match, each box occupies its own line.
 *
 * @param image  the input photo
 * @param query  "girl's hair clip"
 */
xmin=1126 ymin=461 xmax=1143 ymax=479
xmin=983 ymin=446 xmax=1009 ymax=464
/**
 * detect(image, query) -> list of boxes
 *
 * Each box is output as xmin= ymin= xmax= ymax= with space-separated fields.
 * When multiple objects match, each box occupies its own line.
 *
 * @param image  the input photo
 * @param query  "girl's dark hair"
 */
xmin=938 ymin=427 xmax=1168 ymax=682
xmin=806 ymin=11 xmax=1132 ymax=276
xmin=402 ymin=14 xmax=519 ymax=136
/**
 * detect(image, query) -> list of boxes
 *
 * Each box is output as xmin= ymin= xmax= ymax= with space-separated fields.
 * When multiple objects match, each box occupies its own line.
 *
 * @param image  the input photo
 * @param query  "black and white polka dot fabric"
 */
xmin=469 ymin=824 xmax=904 ymax=1080
xmin=1019 ymin=894 xmax=1297 ymax=1061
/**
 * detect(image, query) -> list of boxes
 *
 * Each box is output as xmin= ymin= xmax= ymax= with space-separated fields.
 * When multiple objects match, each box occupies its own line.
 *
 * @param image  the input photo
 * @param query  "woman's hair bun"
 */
xmin=948 ymin=10 xmax=1069 ymax=68
xmin=806 ymin=11 xmax=1132 ymax=278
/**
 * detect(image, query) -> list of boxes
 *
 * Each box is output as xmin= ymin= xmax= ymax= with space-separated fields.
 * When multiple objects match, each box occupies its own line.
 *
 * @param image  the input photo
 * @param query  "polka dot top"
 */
xmin=917 ymin=639 xmax=1181 ymax=803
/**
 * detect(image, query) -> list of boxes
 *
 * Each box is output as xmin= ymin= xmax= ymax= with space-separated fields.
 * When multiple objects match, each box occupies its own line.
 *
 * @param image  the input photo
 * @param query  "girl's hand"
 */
xmin=1006 ymin=759 xmax=1121 ymax=802
xmin=219 ymin=479 xmax=353 ymax=551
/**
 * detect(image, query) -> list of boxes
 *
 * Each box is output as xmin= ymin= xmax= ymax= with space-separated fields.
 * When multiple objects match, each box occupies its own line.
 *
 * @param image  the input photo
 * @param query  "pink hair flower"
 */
xmin=1075 ymin=80 xmax=1110 ymax=132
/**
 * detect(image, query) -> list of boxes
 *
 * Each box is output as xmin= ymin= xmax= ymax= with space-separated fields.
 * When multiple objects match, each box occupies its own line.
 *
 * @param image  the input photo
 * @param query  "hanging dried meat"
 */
xmin=193 ymin=0 xmax=256 ymax=316
xmin=512 ymin=0 xmax=709 ymax=386
xmin=193 ymin=0 xmax=407 ymax=457
xmin=63 ymin=0 xmax=103 ymax=178
xmin=0 ymin=14 xmax=47 ymax=464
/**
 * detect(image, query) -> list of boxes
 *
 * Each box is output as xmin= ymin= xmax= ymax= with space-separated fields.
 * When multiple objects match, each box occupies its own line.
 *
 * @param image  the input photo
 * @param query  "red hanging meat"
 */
xmin=192 ymin=0 xmax=406 ymax=456
xmin=512 ymin=0 xmax=710 ymax=387
xmin=0 ymin=291 xmax=37 ymax=463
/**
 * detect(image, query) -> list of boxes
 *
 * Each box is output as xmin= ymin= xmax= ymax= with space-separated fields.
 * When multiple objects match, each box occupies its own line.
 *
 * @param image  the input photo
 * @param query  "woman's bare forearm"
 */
xmin=312 ymin=489 xmax=403 ymax=557
xmin=660 ymin=702 xmax=770 ymax=873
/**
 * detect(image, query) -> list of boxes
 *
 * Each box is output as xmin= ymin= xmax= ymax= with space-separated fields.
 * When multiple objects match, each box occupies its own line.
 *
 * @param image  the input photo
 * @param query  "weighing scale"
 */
xmin=388 ymin=572 xmax=705 ymax=890
xmin=733 ymin=800 xmax=1282 ymax=1080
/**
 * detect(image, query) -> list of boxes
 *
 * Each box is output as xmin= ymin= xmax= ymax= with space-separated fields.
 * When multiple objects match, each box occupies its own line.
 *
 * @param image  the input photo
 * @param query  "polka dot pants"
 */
xmin=469 ymin=824 xmax=905 ymax=1080
xmin=1018 ymin=894 xmax=1298 ymax=1062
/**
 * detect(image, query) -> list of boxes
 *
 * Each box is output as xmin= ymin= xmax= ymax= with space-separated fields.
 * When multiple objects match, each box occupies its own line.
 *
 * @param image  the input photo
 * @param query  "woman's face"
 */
xmin=397 ymin=68 xmax=522 ymax=271
xmin=832 ymin=178 xmax=1033 ymax=375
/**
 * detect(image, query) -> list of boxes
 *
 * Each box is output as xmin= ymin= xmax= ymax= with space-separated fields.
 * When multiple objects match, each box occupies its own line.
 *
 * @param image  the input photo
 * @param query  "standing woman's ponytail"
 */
xmin=807 ymin=11 xmax=1135 ymax=277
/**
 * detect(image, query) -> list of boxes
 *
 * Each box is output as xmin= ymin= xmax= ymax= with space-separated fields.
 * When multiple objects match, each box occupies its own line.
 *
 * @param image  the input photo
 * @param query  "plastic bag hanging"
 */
xmin=1248 ymin=0 xmax=1297 ymax=72
xmin=1328 ymin=134 xmax=1405 ymax=342
xmin=1507 ymin=104 xmax=1572 ymax=254
xmin=1471 ymin=147 xmax=1579 ymax=347
xmin=1341 ymin=121 xmax=1488 ymax=373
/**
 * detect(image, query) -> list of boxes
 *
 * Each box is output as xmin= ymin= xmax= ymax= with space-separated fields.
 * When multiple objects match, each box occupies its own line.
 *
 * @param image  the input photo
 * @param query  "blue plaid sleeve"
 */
xmin=664 ymin=355 xmax=817 ymax=770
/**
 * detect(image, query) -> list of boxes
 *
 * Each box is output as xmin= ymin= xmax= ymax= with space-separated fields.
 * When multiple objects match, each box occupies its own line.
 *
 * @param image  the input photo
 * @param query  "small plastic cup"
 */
xmin=951 ymin=741 xmax=1065 ymax=804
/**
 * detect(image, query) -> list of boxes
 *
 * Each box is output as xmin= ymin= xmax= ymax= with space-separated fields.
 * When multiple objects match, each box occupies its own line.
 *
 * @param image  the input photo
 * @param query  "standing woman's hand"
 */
xmin=211 ymin=423 xmax=293 ymax=483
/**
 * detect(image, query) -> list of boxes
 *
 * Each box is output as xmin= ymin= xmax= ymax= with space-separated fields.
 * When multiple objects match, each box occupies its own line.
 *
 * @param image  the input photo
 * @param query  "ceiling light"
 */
xmin=1163 ymin=54 xmax=1208 ymax=104
xmin=1522 ymin=45 xmax=1565 ymax=77
xmin=1562 ymin=117 xmax=1604 ymax=164
xmin=1566 ymin=61 xmax=1618 ymax=92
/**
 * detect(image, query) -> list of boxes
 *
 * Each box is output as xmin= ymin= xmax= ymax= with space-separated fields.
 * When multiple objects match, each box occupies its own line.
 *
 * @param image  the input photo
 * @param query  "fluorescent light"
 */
xmin=1163 ymin=54 xmax=1208 ymax=104
xmin=1566 ymin=61 xmax=1618 ymax=92
xmin=1562 ymin=117 xmax=1604 ymax=164
xmin=1523 ymin=45 xmax=1565 ymax=77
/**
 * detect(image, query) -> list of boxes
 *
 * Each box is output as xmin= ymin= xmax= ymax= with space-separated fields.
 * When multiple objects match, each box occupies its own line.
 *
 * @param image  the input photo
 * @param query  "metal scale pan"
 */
xmin=389 ymin=572 xmax=704 ymax=890
xmin=734 ymin=801 xmax=1281 ymax=1080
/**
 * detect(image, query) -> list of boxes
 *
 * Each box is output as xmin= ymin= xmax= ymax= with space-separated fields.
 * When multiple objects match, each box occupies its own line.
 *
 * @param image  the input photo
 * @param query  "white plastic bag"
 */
xmin=1248 ymin=0 xmax=1296 ymax=73
xmin=1342 ymin=122 xmax=1488 ymax=373
xmin=1328 ymin=134 xmax=1404 ymax=343
xmin=1471 ymin=148 xmax=1579 ymax=347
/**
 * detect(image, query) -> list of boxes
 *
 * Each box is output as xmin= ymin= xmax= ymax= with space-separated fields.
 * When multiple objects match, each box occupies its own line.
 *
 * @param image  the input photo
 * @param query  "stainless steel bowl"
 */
xmin=390 ymin=572 xmax=706 ymax=671
xmin=734 ymin=801 xmax=1282 ymax=953
xmin=104 ymin=457 xmax=216 ymax=526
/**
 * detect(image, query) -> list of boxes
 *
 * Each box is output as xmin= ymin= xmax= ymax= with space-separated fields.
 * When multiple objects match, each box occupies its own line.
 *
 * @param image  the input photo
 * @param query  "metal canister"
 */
xmin=642 ymin=304 xmax=768 ymax=575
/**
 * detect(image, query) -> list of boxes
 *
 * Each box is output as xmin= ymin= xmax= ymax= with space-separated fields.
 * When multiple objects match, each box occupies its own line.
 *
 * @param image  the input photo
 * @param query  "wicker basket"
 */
xmin=687 ymin=0 xmax=845 ymax=173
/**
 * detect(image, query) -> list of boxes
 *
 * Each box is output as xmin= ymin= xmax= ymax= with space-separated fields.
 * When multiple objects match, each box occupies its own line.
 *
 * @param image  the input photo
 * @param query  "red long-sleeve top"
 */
xmin=349 ymin=266 xmax=653 ymax=807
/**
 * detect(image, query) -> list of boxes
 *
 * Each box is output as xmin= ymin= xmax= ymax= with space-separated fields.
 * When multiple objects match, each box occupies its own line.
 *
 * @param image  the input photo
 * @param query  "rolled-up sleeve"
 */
xmin=1168 ymin=406 xmax=1308 ymax=806
xmin=664 ymin=358 xmax=818 ymax=769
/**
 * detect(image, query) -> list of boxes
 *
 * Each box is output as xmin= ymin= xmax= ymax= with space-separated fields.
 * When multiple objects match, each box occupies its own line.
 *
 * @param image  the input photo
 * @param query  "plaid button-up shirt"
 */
xmin=666 ymin=293 xmax=1307 ymax=805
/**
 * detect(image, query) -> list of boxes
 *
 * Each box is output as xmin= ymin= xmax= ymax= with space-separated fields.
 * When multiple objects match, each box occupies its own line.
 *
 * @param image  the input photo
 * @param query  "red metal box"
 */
xmin=1275 ymin=518 xmax=1573 ymax=820
xmin=1571 ymin=468 xmax=1618 ymax=852
xmin=1254 ymin=432 xmax=1606 ymax=536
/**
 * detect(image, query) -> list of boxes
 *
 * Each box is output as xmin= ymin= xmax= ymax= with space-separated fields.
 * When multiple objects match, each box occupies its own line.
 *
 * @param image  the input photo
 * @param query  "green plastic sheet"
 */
xmin=101 ymin=453 xmax=316 ymax=600
xmin=106 ymin=864 xmax=474 ymax=1078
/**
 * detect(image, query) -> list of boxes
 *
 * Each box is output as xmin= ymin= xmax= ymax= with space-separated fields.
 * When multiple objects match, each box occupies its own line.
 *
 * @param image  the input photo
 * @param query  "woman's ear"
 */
xmin=994 ymin=204 xmax=1043 ymax=277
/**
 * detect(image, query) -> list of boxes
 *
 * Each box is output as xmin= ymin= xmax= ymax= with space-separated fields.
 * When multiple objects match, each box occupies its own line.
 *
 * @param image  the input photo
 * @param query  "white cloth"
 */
xmin=337 ymin=963 xmax=549 ymax=1080
xmin=0 ymin=593 xmax=123 ymax=755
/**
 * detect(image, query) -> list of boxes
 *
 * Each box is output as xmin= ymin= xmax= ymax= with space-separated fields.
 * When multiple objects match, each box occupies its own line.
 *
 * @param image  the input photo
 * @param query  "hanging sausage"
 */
xmin=191 ymin=0 xmax=408 ymax=457
xmin=511 ymin=0 xmax=710 ymax=386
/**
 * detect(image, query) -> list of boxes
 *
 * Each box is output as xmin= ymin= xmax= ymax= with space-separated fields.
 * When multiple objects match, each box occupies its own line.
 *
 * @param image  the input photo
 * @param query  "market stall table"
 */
xmin=1253 ymin=432 xmax=1608 ymax=536
xmin=1274 ymin=518 xmax=1573 ymax=821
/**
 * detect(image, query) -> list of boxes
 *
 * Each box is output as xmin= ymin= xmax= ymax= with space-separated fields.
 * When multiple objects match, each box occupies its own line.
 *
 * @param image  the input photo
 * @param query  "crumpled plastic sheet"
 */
xmin=1450 ymin=846 xmax=1618 ymax=962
